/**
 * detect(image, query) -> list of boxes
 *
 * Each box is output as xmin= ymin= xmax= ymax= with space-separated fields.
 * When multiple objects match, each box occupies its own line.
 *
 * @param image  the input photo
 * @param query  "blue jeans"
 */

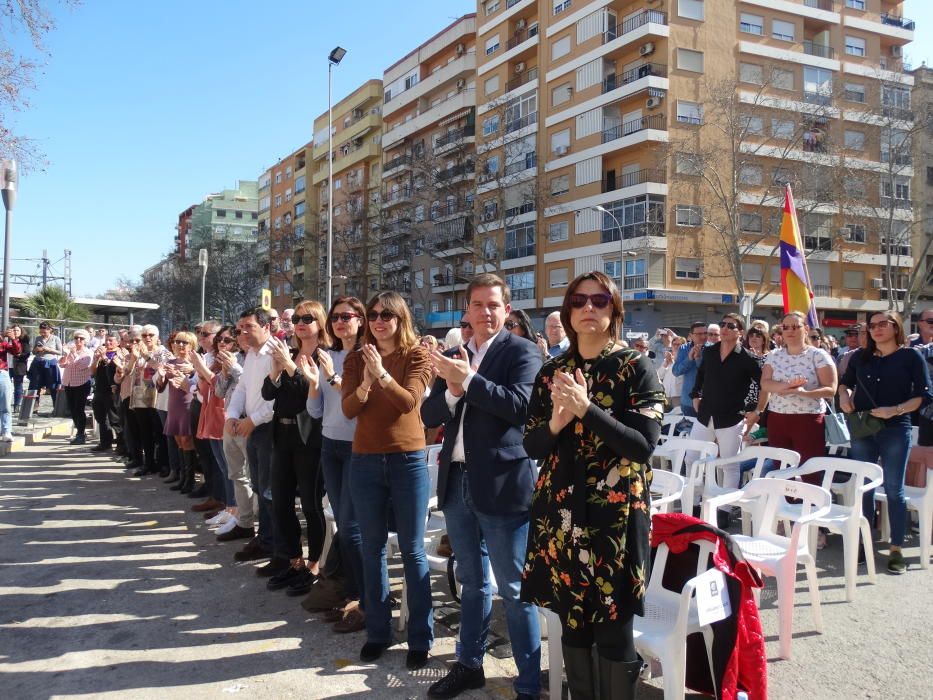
xmin=0 ymin=370 xmax=12 ymax=435
xmin=210 ymin=439 xmax=235 ymax=506
xmin=349 ymin=450 xmax=432 ymax=651
xmin=247 ymin=423 xmax=278 ymax=553
xmin=850 ymin=422 xmax=911 ymax=547
xmin=442 ymin=464 xmax=541 ymax=696
xmin=321 ymin=437 xmax=362 ymax=600
xmin=12 ymin=372 xmax=24 ymax=410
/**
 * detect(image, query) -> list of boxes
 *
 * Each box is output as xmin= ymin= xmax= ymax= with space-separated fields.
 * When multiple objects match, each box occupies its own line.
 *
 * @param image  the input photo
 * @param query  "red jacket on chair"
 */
xmin=651 ymin=512 xmax=768 ymax=700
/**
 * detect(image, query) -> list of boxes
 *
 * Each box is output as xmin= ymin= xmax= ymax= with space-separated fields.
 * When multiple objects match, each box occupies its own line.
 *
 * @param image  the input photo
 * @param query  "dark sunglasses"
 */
xmin=291 ymin=314 xmax=317 ymax=325
xmin=781 ymin=324 xmax=802 ymax=331
xmin=460 ymin=321 xmax=471 ymax=329
xmin=367 ymin=310 xmax=397 ymax=323
xmin=199 ymin=331 xmax=214 ymax=338
xmin=217 ymin=336 xmax=235 ymax=344
xmin=173 ymin=340 xmax=190 ymax=346
xmin=923 ymin=319 xmax=933 ymax=325
xmin=140 ymin=333 xmax=155 ymax=338
xmin=504 ymin=320 xmax=517 ymax=330
xmin=720 ymin=322 xmax=741 ymax=331
xmin=329 ymin=312 xmax=360 ymax=323
xmin=809 ymin=335 xmax=821 ymax=341
xmin=868 ymin=320 xmax=893 ymax=330
xmin=569 ymin=293 xmax=612 ymax=309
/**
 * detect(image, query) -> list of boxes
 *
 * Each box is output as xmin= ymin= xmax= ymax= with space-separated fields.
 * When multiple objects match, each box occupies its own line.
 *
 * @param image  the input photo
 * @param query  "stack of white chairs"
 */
xmin=652 ymin=437 xmax=719 ymax=515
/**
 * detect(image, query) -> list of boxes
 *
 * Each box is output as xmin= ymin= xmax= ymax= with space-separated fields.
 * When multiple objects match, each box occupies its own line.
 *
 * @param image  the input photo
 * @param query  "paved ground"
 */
xmin=0 ymin=435 xmax=930 ymax=699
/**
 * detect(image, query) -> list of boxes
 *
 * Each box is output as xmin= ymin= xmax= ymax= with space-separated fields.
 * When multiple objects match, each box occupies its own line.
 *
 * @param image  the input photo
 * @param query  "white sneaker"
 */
xmin=0 ymin=433 xmax=13 ymax=443
xmin=215 ymin=517 xmax=240 ymax=535
xmin=206 ymin=511 xmax=233 ymax=528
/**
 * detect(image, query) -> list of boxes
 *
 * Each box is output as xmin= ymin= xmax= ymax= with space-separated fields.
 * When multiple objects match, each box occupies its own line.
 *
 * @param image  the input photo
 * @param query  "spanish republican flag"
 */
xmin=779 ymin=185 xmax=819 ymax=328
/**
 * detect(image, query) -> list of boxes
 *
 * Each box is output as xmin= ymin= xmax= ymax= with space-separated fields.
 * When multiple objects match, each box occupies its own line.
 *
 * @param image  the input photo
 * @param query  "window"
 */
xmin=675 ymin=205 xmax=702 ymax=227
xmin=843 ymin=270 xmax=864 ymax=289
xmin=484 ymin=154 xmax=500 ymax=176
xmin=216 ymin=209 xmax=227 ymax=218
xmin=844 ymin=224 xmax=866 ymax=243
xmin=552 ymin=36 xmax=571 ymax=61
xmin=741 ymin=114 xmax=764 ymax=135
xmin=882 ymin=86 xmax=911 ymax=112
xmin=504 ymin=89 xmax=537 ymax=133
xmin=552 ymin=82 xmax=572 ymax=106
xmin=675 ymin=153 xmax=702 ymax=176
xmin=771 ymin=167 xmax=793 ymax=186
xmin=599 ymin=195 xmax=666 ymax=243
xmin=844 ymin=130 xmax=865 ymax=150
xmin=927 ymin=167 xmax=933 ymax=186
xmin=274 ymin=216 xmax=282 ymax=230
xmin=285 ymin=188 xmax=292 ymax=202
xmin=845 ymin=82 xmax=866 ymax=103
xmin=771 ymin=67 xmax=794 ymax=91
xmin=550 ymin=268 xmax=569 ymax=288
xmin=882 ymin=176 xmax=910 ymax=202
xmin=483 ymin=114 xmax=500 ymax=137
xmin=414 ymin=269 xmax=424 ymax=289
xmin=803 ymin=66 xmax=832 ymax=101
xmin=739 ymin=165 xmax=762 ymax=185
xmin=772 ymin=118 xmax=795 ymax=139
xmin=740 ymin=212 xmax=762 ymax=232
xmin=505 ymin=270 xmax=535 ymax=300
xmin=485 ymin=35 xmax=500 ymax=56
xmin=294 ymin=223 xmax=305 ymax=239
xmin=551 ymin=128 xmax=570 ymax=154
xmin=505 ymin=222 xmax=536 ymax=260
xmin=739 ymin=13 xmax=763 ymax=36
xmin=484 ymin=0 xmax=499 ymax=15
xmin=334 ymin=178 xmax=342 ymax=189
xmin=550 ymin=175 xmax=569 ymax=196
xmin=549 ymin=221 xmax=569 ymax=242
xmin=553 ymin=0 xmax=572 ymax=15
xmin=742 ymin=263 xmax=763 ymax=283
xmin=274 ymin=172 xmax=282 ymax=184
xmin=739 ymin=62 xmax=763 ymax=85
xmin=274 ymin=195 xmax=282 ymax=207
xmin=295 ymin=201 xmax=306 ymax=217
xmin=845 ymin=0 xmax=865 ymax=10
xmin=771 ymin=19 xmax=795 ymax=42
xmin=844 ymin=177 xmax=865 ymax=198
xmin=484 ymin=75 xmax=499 ymax=96
xmin=676 ymin=100 xmax=703 ymax=125
xmin=481 ymin=200 xmax=498 ymax=221
xmin=675 ymin=258 xmax=702 ymax=280
xmin=677 ymin=49 xmax=704 ymax=73
xmin=845 ymin=36 xmax=866 ymax=57
xmin=295 ymin=175 xmax=306 ymax=193
xmin=678 ymin=0 xmax=704 ymax=21
xmin=430 ymin=301 xmax=440 ymax=314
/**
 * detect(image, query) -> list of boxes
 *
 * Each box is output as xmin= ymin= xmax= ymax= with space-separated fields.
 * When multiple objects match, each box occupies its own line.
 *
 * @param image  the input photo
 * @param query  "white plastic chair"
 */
xmin=702 ymin=478 xmax=832 ymax=659
xmin=633 ymin=539 xmax=719 ymax=700
xmin=875 ymin=462 xmax=933 ymax=570
xmin=767 ymin=458 xmax=883 ymax=600
xmin=650 ymin=468 xmax=686 ymax=514
xmin=653 ymin=437 xmax=719 ymax=515
xmin=659 ymin=413 xmax=686 ymax=445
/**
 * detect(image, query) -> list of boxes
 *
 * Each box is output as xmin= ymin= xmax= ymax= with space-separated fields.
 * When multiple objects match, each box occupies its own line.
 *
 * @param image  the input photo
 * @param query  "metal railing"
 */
xmin=505 ymin=202 xmax=535 ymax=219
xmin=434 ymin=125 xmax=475 ymax=150
xmin=803 ymin=0 xmax=835 ymax=10
xmin=623 ymin=274 xmax=648 ymax=290
xmin=600 ymin=221 xmax=665 ymax=244
xmin=602 ymin=168 xmax=667 ymax=193
xmin=504 ymin=244 xmax=535 ymax=260
xmin=813 ymin=284 xmax=832 ymax=297
xmin=802 ymin=41 xmax=834 ymax=59
xmin=504 ymin=153 xmax=537 ymax=177
xmin=601 ymin=114 xmax=666 ymax=143
xmin=604 ymin=9 xmax=667 ymax=43
xmin=383 ymin=155 xmax=412 ymax=173
xmin=602 ymin=63 xmax=667 ymax=94
xmin=507 ymin=24 xmax=538 ymax=51
xmin=803 ymin=90 xmax=832 ymax=106
xmin=384 ymin=187 xmax=413 ymax=204
xmin=436 ymin=161 xmax=475 ymax=182
xmin=505 ymin=67 xmax=538 ymax=93
xmin=505 ymin=111 xmax=538 ymax=134
xmin=881 ymin=13 xmax=915 ymax=31
xmin=881 ymin=105 xmax=914 ymax=121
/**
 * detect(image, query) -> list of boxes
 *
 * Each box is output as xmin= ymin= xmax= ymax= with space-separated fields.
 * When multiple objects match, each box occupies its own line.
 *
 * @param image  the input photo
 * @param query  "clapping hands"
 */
xmin=549 ymin=368 xmax=589 ymax=434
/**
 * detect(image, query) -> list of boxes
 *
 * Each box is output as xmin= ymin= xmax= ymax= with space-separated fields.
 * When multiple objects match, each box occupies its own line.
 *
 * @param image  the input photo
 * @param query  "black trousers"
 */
xmin=65 ymin=382 xmax=91 ymax=435
xmin=92 ymin=389 xmax=115 ymax=447
xmin=270 ymin=422 xmax=325 ymax=562
xmin=132 ymin=406 xmax=161 ymax=467
xmin=561 ymin=611 xmax=637 ymax=662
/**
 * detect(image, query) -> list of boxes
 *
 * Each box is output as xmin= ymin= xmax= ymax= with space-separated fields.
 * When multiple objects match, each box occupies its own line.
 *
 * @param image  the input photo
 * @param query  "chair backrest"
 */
xmin=658 ymin=414 xmax=682 ymax=445
xmin=650 ymin=468 xmax=686 ymax=514
xmin=742 ymin=478 xmax=832 ymax=542
xmin=769 ymin=457 xmax=883 ymax=513
xmin=739 ymin=446 xmax=801 ymax=480
xmin=654 ymin=437 xmax=720 ymax=476
xmin=648 ymin=538 xmax=718 ymax=599
xmin=911 ymin=425 xmax=919 ymax=447
xmin=425 ymin=445 xmax=442 ymax=511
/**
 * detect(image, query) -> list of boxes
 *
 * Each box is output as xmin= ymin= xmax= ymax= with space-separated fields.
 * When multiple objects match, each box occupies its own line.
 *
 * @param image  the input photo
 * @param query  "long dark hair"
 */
xmin=866 ymin=311 xmax=906 ymax=355
xmin=508 ymin=309 xmax=536 ymax=340
xmin=326 ymin=296 xmax=366 ymax=352
xmin=560 ymin=271 xmax=624 ymax=356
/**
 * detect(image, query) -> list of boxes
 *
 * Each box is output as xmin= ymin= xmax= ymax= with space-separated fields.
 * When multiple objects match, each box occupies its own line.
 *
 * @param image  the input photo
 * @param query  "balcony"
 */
xmin=803 ymin=0 xmax=835 ymax=9
xmin=504 ymin=243 xmax=535 ymax=260
xmin=802 ymin=40 xmax=834 ymax=59
xmin=881 ymin=196 xmax=912 ymax=210
xmin=603 ymin=168 xmax=667 ymax=194
xmin=505 ymin=66 xmax=538 ymax=94
xmin=600 ymin=221 xmax=665 ymax=244
xmin=505 ymin=201 xmax=535 ymax=219
xmin=383 ymin=154 xmax=412 ymax=174
xmin=382 ymin=187 xmax=413 ymax=208
xmin=506 ymin=24 xmax=539 ymax=51
xmin=803 ymin=90 xmax=832 ymax=106
xmin=604 ymin=9 xmax=667 ymax=44
xmin=380 ymin=218 xmax=411 ymax=240
xmin=434 ymin=125 xmax=475 ymax=153
xmin=622 ymin=274 xmax=648 ymax=290
xmin=602 ymin=63 xmax=667 ymax=94
xmin=601 ymin=114 xmax=666 ymax=144
xmin=505 ymin=111 xmax=538 ymax=135
xmin=813 ymin=284 xmax=832 ymax=297
xmin=504 ymin=152 xmax=537 ymax=177
xmin=880 ymin=13 xmax=915 ymax=31
xmin=881 ymin=105 xmax=914 ymax=121
xmin=436 ymin=161 xmax=476 ymax=185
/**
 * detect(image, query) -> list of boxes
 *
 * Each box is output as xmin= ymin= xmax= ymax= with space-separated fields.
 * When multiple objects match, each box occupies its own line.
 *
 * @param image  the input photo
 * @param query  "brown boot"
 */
xmin=333 ymin=603 xmax=366 ymax=634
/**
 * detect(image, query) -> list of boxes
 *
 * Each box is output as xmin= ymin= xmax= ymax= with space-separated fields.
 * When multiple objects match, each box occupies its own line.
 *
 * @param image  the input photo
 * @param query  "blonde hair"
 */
xmin=173 ymin=331 xmax=197 ymax=348
xmin=293 ymin=300 xmax=332 ymax=351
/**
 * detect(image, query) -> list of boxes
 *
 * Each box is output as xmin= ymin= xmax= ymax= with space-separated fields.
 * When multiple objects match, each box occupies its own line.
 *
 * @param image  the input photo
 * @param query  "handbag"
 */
xmin=823 ymin=401 xmax=850 ymax=445
xmin=130 ymin=383 xmax=157 ymax=409
xmin=844 ymin=371 xmax=885 ymax=440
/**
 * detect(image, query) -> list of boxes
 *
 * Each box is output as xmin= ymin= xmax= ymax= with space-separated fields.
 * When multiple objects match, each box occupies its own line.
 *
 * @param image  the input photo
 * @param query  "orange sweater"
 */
xmin=341 ymin=345 xmax=432 ymax=454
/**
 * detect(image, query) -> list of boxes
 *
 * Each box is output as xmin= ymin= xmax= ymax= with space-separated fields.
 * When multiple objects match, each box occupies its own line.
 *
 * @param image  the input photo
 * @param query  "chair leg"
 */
xmin=920 ymin=504 xmax=931 ymax=570
xmin=878 ymin=499 xmax=891 ymax=543
xmin=842 ymin=525 xmax=857 ymax=602
xmin=660 ymin=649 xmax=686 ymax=700
xmin=803 ymin=557 xmax=823 ymax=634
xmin=859 ymin=517 xmax=877 ymax=583
xmin=774 ymin=569 xmax=795 ymax=660
xmin=701 ymin=627 xmax=718 ymax=699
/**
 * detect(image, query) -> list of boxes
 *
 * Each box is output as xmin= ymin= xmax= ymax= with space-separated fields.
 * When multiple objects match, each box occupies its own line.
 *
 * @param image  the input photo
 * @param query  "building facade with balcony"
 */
xmin=381 ymin=14 xmax=479 ymax=330
xmin=910 ymin=64 xmax=933 ymax=306
xmin=188 ymin=181 xmax=259 ymax=253
xmin=312 ymin=80 xmax=385 ymax=301
xmin=174 ymin=204 xmax=196 ymax=261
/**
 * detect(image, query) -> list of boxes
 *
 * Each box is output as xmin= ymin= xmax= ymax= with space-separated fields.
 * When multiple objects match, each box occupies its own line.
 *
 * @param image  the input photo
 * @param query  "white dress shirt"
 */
xmin=225 ymin=339 xmax=275 ymax=426
xmin=444 ymin=330 xmax=501 ymax=463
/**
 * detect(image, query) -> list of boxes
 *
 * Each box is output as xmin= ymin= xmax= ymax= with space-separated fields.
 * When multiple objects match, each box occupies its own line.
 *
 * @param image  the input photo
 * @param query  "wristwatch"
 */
xmin=327 ymin=373 xmax=341 ymax=386
xmin=378 ymin=371 xmax=390 ymax=382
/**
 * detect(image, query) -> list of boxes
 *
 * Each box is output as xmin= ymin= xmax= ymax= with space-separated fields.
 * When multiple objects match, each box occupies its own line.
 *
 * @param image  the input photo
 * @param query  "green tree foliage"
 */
xmin=20 ymin=284 xmax=89 ymax=322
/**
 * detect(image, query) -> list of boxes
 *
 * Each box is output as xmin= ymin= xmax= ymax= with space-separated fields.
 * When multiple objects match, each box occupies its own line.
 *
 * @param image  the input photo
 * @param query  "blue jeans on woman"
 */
xmin=321 ymin=437 xmax=363 ymax=600
xmin=350 ymin=449 xmax=432 ymax=651
xmin=850 ymin=421 xmax=912 ymax=547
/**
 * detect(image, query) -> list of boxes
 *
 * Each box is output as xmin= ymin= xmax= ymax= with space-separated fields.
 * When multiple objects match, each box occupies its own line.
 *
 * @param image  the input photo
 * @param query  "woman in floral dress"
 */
xmin=521 ymin=271 xmax=665 ymax=700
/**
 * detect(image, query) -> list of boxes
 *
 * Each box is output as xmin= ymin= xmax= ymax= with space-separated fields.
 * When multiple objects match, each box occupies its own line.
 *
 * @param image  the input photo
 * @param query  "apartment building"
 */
xmin=381 ymin=14 xmax=479 ymax=331
xmin=311 ymin=80 xmax=384 ymax=301
xmin=474 ymin=0 xmax=916 ymax=332
xmin=258 ymin=142 xmax=313 ymax=311
xmin=188 ymin=181 xmax=259 ymax=251
xmin=174 ymin=204 xmax=196 ymax=261
xmin=910 ymin=64 xmax=932 ymax=304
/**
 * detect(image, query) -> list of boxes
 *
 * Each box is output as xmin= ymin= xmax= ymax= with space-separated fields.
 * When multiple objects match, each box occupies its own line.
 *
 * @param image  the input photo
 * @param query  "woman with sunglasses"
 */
xmin=9 ymin=325 xmax=29 ymax=413
xmin=522 ymin=272 xmax=665 ymax=699
xmin=342 ymin=291 xmax=434 ymax=668
xmin=59 ymin=330 xmax=94 ymax=445
xmin=306 ymin=296 xmax=367 ymax=632
xmin=839 ymin=311 xmax=932 ymax=574
xmin=260 ymin=300 xmax=331 ymax=595
xmin=156 ymin=330 xmax=199 ymax=489
xmin=129 ymin=325 xmax=173 ymax=477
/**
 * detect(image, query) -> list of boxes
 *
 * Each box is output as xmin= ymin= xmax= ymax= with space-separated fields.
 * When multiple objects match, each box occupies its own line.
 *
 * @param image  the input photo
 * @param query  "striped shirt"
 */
xmin=61 ymin=348 xmax=94 ymax=386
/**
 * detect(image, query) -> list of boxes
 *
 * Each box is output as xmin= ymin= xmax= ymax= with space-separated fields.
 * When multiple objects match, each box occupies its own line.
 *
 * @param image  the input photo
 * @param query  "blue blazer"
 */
xmin=421 ymin=329 xmax=543 ymax=515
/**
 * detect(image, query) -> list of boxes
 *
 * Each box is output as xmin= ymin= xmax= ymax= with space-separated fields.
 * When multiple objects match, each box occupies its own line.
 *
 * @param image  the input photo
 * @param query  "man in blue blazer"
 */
xmin=422 ymin=273 xmax=543 ymax=700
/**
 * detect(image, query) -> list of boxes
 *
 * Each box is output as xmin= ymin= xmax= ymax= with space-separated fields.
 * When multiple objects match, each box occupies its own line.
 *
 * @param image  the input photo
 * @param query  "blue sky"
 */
xmin=9 ymin=0 xmax=933 ymax=298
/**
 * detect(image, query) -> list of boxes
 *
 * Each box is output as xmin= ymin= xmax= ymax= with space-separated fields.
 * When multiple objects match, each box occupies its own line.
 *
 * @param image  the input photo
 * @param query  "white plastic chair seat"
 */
xmin=731 ymin=534 xmax=804 ymax=565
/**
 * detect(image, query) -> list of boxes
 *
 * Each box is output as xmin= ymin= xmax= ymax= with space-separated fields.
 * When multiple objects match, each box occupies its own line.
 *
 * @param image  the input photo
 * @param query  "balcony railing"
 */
xmin=802 ymin=41 xmax=834 ymax=59
xmin=602 ymin=63 xmax=667 ymax=94
xmin=813 ymin=284 xmax=832 ymax=297
xmin=803 ymin=0 xmax=835 ymax=9
xmin=504 ymin=152 xmax=537 ymax=176
xmin=436 ymin=161 xmax=475 ymax=183
xmin=505 ymin=66 xmax=539 ymax=93
xmin=603 ymin=168 xmax=667 ymax=193
xmin=803 ymin=90 xmax=832 ymax=106
xmin=623 ymin=274 xmax=648 ymax=290
xmin=601 ymin=114 xmax=666 ymax=144
xmin=604 ymin=9 xmax=667 ymax=44
xmin=600 ymin=221 xmax=665 ymax=244
xmin=505 ymin=201 xmax=535 ymax=219
xmin=504 ymin=244 xmax=535 ymax=260
xmin=435 ymin=125 xmax=475 ymax=150
xmin=505 ymin=111 xmax=538 ymax=134
xmin=384 ymin=187 xmax=413 ymax=204
xmin=881 ymin=13 xmax=915 ymax=31
xmin=881 ymin=105 xmax=914 ymax=121
xmin=506 ymin=24 xmax=538 ymax=51
xmin=881 ymin=196 xmax=912 ymax=210
xmin=383 ymin=154 xmax=412 ymax=173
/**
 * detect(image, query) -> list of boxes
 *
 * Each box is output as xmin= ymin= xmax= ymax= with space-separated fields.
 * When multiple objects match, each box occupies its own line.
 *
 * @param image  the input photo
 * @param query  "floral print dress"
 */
xmin=520 ymin=345 xmax=665 ymax=629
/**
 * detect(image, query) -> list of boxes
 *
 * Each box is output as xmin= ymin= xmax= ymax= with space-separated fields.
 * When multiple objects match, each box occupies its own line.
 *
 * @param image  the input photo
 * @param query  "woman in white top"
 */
xmin=760 ymin=311 xmax=838 ymax=480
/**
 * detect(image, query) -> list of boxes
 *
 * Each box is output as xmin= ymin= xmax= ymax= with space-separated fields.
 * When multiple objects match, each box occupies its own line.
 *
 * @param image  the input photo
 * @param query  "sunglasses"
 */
xmin=569 ymin=293 xmax=612 ymax=309
xmin=923 ymin=319 xmax=933 ymax=325
xmin=367 ymin=310 xmax=397 ymax=323
xmin=460 ymin=321 xmax=471 ymax=329
xmin=719 ymin=322 xmax=741 ymax=331
xmin=217 ymin=336 xmax=235 ymax=344
xmin=329 ymin=312 xmax=360 ymax=323
xmin=73 ymin=337 xmax=86 ymax=341
xmin=292 ymin=314 xmax=317 ymax=325
xmin=199 ymin=331 xmax=214 ymax=338
xmin=809 ymin=335 xmax=821 ymax=341
xmin=868 ymin=320 xmax=893 ymax=330
xmin=504 ymin=320 xmax=517 ymax=330
xmin=140 ymin=333 xmax=155 ymax=338
xmin=173 ymin=339 xmax=190 ymax=346
xmin=844 ymin=331 xmax=859 ymax=336
xmin=781 ymin=324 xmax=802 ymax=331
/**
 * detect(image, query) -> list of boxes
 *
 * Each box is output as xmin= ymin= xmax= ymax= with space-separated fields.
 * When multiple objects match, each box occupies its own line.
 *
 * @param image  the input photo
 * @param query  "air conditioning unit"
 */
xmin=646 ymin=96 xmax=663 ymax=109
xmin=871 ymin=278 xmax=884 ymax=288
xmin=639 ymin=42 xmax=655 ymax=57
xmin=456 ymin=43 xmax=465 ymax=55
xmin=456 ymin=78 xmax=466 ymax=89
xmin=516 ymin=18 xmax=526 ymax=30
xmin=890 ymin=45 xmax=903 ymax=58
xmin=515 ymin=62 xmax=526 ymax=73
xmin=554 ymin=145 xmax=569 ymax=155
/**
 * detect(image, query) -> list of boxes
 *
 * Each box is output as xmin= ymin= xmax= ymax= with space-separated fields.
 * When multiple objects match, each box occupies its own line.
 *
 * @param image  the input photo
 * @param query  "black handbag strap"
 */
xmin=855 ymin=364 xmax=878 ymax=408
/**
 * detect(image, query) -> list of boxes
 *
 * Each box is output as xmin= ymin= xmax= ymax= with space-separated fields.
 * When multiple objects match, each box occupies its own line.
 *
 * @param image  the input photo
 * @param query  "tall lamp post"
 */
xmin=198 ymin=248 xmax=208 ymax=322
xmin=1 ymin=159 xmax=16 ymax=331
xmin=326 ymin=46 xmax=347 ymax=311
xmin=594 ymin=204 xmax=625 ymax=289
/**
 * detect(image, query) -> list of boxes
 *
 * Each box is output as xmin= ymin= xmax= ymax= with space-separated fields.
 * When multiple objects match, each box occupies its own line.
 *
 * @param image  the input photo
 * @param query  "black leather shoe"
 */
xmin=428 ymin=662 xmax=486 ymax=697
xmin=256 ymin=557 xmax=290 ymax=578
xmin=69 ymin=434 xmax=86 ymax=445
xmin=216 ymin=525 xmax=255 ymax=542
xmin=285 ymin=569 xmax=317 ymax=596
xmin=188 ymin=484 xmax=209 ymax=499
xmin=406 ymin=649 xmax=429 ymax=670
xmin=90 ymin=444 xmax=111 ymax=452
xmin=266 ymin=564 xmax=309 ymax=591
xmin=233 ymin=537 xmax=270 ymax=562
xmin=360 ymin=641 xmax=390 ymax=663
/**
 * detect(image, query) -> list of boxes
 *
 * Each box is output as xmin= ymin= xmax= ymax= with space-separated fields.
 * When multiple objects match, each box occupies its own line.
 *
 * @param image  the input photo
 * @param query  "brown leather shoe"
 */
xmin=323 ymin=604 xmax=349 ymax=623
xmin=333 ymin=605 xmax=365 ymax=634
xmin=192 ymin=498 xmax=224 ymax=513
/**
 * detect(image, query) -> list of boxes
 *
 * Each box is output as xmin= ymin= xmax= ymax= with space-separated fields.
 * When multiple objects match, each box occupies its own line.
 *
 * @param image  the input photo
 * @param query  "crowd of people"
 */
xmin=4 ymin=284 xmax=931 ymax=700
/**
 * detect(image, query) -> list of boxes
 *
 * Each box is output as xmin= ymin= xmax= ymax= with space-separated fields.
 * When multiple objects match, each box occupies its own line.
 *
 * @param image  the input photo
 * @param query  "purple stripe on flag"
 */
xmin=780 ymin=241 xmax=809 ymax=284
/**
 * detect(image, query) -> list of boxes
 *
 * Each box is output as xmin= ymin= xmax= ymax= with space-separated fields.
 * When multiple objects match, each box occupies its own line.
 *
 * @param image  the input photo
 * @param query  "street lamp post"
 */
xmin=198 ymin=248 xmax=208 ymax=322
xmin=594 ymin=204 xmax=625 ymax=289
xmin=326 ymin=46 xmax=347 ymax=311
xmin=1 ymin=159 xmax=17 ymax=331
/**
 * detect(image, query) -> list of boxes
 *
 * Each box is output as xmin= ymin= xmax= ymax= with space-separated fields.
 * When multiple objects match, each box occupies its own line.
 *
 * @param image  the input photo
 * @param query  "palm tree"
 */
xmin=19 ymin=285 xmax=89 ymax=323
